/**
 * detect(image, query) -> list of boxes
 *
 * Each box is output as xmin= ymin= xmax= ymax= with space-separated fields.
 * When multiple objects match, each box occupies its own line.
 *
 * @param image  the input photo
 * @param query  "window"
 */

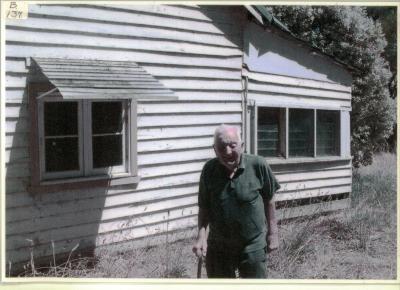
xmin=257 ymin=107 xmax=285 ymax=157
xmin=254 ymin=106 xmax=341 ymax=159
xmin=38 ymin=97 xmax=132 ymax=181
xmin=289 ymin=108 xmax=314 ymax=157
xmin=317 ymin=110 xmax=340 ymax=156
xmin=27 ymin=57 xmax=178 ymax=193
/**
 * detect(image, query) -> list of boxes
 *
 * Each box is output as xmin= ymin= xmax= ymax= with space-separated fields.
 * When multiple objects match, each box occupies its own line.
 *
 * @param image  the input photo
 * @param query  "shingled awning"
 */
xmin=31 ymin=57 xmax=178 ymax=100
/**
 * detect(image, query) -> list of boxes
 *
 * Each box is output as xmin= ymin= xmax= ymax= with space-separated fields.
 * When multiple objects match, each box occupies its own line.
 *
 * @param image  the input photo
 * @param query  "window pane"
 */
xmin=289 ymin=109 xmax=314 ymax=157
xmin=92 ymin=102 xmax=123 ymax=134
xmin=92 ymin=135 xmax=123 ymax=168
xmin=45 ymin=137 xmax=79 ymax=172
xmin=44 ymin=102 xmax=78 ymax=136
xmin=317 ymin=110 xmax=340 ymax=156
xmin=257 ymin=107 xmax=285 ymax=157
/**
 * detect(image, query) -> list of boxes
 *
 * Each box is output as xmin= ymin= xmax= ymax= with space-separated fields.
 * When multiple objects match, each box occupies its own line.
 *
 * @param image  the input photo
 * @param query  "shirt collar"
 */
xmin=237 ymin=153 xmax=246 ymax=171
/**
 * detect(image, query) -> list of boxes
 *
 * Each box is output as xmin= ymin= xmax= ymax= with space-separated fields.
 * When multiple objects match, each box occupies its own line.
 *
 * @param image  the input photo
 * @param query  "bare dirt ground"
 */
xmin=17 ymin=153 xmax=397 ymax=279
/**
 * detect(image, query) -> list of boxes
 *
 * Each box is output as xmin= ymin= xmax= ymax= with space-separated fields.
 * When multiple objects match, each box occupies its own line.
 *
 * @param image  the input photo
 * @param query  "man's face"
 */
xmin=214 ymin=128 xmax=243 ymax=171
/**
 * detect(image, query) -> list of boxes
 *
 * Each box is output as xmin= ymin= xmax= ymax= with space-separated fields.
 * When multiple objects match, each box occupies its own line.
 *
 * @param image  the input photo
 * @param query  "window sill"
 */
xmin=266 ymin=156 xmax=352 ymax=165
xmin=28 ymin=174 xmax=140 ymax=194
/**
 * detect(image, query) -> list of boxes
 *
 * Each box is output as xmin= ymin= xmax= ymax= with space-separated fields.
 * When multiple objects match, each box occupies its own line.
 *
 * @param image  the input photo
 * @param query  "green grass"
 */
xmin=15 ymin=153 xmax=397 ymax=279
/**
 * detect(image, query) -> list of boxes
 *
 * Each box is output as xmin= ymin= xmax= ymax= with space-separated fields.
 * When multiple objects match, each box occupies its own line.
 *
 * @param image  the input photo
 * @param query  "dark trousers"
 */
xmin=205 ymin=246 xmax=267 ymax=278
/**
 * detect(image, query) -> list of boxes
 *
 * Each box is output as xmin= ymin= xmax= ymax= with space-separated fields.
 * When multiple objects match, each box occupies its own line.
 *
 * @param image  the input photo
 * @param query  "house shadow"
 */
xmin=4 ymin=60 xmax=138 ymax=276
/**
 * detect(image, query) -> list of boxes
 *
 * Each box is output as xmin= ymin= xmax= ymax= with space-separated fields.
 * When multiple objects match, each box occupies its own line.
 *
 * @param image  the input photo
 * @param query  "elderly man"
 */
xmin=192 ymin=124 xmax=280 ymax=278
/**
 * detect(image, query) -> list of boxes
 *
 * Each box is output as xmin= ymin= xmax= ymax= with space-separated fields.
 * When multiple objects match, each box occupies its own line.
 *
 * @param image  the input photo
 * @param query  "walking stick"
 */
xmin=197 ymin=256 xmax=203 ymax=278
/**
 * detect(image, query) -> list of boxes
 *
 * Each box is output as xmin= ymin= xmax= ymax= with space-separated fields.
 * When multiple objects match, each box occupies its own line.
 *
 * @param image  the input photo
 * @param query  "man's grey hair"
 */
xmin=213 ymin=124 xmax=241 ymax=145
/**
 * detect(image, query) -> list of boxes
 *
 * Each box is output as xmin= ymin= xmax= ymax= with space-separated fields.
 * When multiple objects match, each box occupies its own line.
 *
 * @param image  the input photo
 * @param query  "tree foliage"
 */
xmin=367 ymin=7 xmax=397 ymax=100
xmin=269 ymin=6 xmax=396 ymax=167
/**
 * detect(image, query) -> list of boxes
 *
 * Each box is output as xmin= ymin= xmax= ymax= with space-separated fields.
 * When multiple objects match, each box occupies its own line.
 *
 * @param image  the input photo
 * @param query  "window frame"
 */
xmin=249 ymin=102 xmax=344 ymax=161
xmin=85 ymin=99 xmax=129 ymax=176
xmin=38 ymin=96 xmax=84 ymax=180
xmin=28 ymin=83 xmax=139 ymax=194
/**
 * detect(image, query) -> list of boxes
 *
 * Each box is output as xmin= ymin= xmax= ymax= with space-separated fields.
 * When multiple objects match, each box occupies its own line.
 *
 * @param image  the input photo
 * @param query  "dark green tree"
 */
xmin=269 ymin=6 xmax=396 ymax=167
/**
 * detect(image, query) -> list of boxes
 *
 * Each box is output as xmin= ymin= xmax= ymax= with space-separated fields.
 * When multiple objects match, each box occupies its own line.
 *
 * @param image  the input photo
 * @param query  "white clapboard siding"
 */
xmin=278 ymin=177 xmax=352 ymax=193
xmin=5 ymin=133 xmax=29 ymax=149
xmin=7 ymin=172 xmax=202 ymax=221
xmin=5 ymin=148 xmax=29 ymax=164
xmin=5 ymin=137 xmax=213 ymax=161
xmin=8 ymin=213 xmax=198 ymax=253
xmin=245 ymin=71 xmax=351 ymax=93
xmin=97 ymin=205 xmax=197 ymax=233
xmin=141 ymin=66 xmax=241 ymax=80
xmin=137 ymin=113 xmax=241 ymax=128
xmin=5 ymin=103 xmax=28 ymax=118
xmin=138 ymin=148 xmax=214 ymax=166
xmin=27 ymin=5 xmax=241 ymax=36
xmin=6 ymin=58 xmax=28 ymax=73
xmin=94 ymin=4 xmax=240 ymax=22
xmin=8 ymin=203 xmax=198 ymax=251
xmin=137 ymin=124 xmax=226 ymax=140
xmin=248 ymin=82 xmax=351 ymax=100
xmin=7 ymin=45 xmax=242 ymax=70
xmin=7 ymin=165 xmax=351 ymax=223
xmin=172 ymin=91 xmax=242 ymax=101
xmin=5 ymin=118 xmax=29 ymax=134
xmin=6 ymin=179 xmax=199 ymax=209
xmin=8 ymin=216 xmax=198 ymax=263
xmin=7 ymin=193 xmax=198 ymax=238
xmin=5 ymin=112 xmax=241 ymax=135
xmin=137 ymin=137 xmax=213 ymax=153
xmin=5 ymin=179 xmax=27 ymax=195
xmin=6 ymin=74 xmax=242 ymax=91
xmin=248 ymin=91 xmax=351 ymax=109
xmin=29 ymin=5 xmax=239 ymax=37
xmin=275 ymin=185 xmax=351 ymax=202
xmin=5 ymin=59 xmax=242 ymax=81
xmin=5 ymin=89 xmax=27 ymax=102
xmin=7 ymin=190 xmax=197 ymax=228
xmin=138 ymin=101 xmax=241 ymax=114
xmin=18 ymin=204 xmax=197 ymax=242
xmin=6 ymin=16 xmax=240 ymax=48
xmin=6 ymin=29 xmax=242 ymax=57
xmin=5 ymin=163 xmax=30 ymax=179
xmin=275 ymin=167 xmax=352 ymax=183
xmin=155 ymin=79 xmax=242 ymax=91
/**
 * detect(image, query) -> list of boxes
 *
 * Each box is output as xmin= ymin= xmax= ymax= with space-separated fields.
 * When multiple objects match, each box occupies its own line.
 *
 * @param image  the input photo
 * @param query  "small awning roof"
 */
xmin=31 ymin=57 xmax=178 ymax=100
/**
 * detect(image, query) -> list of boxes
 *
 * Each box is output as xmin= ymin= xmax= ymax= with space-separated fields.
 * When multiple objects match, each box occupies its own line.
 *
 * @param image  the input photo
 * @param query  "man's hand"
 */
xmin=267 ymin=232 xmax=279 ymax=253
xmin=192 ymin=237 xmax=207 ymax=258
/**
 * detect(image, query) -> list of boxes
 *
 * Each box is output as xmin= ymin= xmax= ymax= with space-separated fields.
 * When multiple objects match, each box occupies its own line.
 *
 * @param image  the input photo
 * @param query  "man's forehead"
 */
xmin=216 ymin=128 xmax=240 ymax=142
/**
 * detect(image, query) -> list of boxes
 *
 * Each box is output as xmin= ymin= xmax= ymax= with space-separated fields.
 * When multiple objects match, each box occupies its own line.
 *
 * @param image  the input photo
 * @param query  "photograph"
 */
xmin=2 ymin=0 xmax=397 ymax=285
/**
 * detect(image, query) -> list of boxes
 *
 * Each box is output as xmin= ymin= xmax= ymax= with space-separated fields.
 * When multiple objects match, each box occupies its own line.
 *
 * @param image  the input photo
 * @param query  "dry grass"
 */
xmin=16 ymin=153 xmax=397 ymax=279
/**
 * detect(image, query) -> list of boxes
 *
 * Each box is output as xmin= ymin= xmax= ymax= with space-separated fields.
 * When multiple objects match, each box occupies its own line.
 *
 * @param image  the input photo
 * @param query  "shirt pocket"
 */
xmin=235 ymin=181 xmax=261 ymax=203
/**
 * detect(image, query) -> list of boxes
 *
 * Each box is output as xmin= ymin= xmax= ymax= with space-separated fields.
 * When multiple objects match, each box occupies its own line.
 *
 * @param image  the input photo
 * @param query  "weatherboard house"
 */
xmin=5 ymin=5 xmax=353 ymax=269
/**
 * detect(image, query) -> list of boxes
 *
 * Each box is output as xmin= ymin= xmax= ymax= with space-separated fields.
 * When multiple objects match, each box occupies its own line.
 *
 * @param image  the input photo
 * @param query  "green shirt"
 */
xmin=199 ymin=153 xmax=281 ymax=253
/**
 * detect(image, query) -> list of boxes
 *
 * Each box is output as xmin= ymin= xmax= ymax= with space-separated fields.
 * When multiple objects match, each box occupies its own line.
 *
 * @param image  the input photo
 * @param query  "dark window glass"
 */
xmin=45 ymin=137 xmax=79 ymax=172
xmin=289 ymin=109 xmax=314 ymax=157
xmin=92 ymin=102 xmax=123 ymax=134
xmin=44 ymin=102 xmax=78 ymax=136
xmin=257 ymin=107 xmax=285 ymax=157
xmin=92 ymin=135 xmax=123 ymax=168
xmin=92 ymin=101 xmax=124 ymax=168
xmin=317 ymin=110 xmax=340 ymax=156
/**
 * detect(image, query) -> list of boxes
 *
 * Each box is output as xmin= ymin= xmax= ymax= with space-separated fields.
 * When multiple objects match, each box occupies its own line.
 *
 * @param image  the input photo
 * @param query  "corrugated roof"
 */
xmin=31 ymin=57 xmax=178 ymax=100
xmin=253 ymin=5 xmax=292 ymax=34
